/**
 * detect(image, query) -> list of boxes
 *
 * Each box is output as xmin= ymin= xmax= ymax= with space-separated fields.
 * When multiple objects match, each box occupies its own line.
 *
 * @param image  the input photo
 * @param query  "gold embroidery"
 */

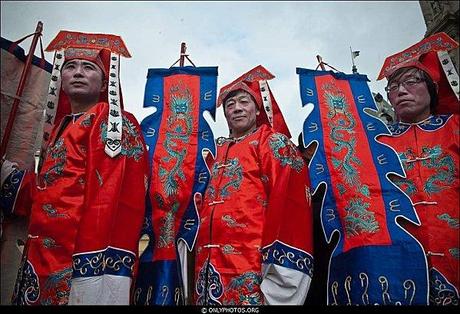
xmin=221 ymin=214 xmax=247 ymax=228
xmin=222 ymin=244 xmax=242 ymax=255
xmin=331 ymin=281 xmax=339 ymax=305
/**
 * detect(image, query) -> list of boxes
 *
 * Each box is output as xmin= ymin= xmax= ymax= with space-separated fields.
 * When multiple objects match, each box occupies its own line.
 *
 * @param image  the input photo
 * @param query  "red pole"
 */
xmin=179 ymin=42 xmax=186 ymax=67
xmin=0 ymin=21 xmax=43 ymax=160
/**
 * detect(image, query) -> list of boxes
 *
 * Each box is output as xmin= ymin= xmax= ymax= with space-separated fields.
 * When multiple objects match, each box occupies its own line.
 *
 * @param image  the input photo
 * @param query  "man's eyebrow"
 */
xmin=394 ymin=75 xmax=417 ymax=82
xmin=64 ymin=60 xmax=77 ymax=66
xmin=402 ymin=70 xmax=420 ymax=78
xmin=63 ymin=60 xmax=96 ymax=67
xmin=81 ymin=61 xmax=97 ymax=67
xmin=226 ymin=94 xmax=250 ymax=103
xmin=390 ymin=72 xmax=417 ymax=83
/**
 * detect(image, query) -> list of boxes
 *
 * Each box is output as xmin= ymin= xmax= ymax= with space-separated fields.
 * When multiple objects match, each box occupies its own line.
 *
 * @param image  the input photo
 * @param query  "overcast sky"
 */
xmin=1 ymin=1 xmax=427 ymax=140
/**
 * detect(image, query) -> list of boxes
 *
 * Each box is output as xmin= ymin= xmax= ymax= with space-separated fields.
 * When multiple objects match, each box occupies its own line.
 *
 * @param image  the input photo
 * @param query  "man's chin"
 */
xmin=67 ymin=94 xmax=102 ymax=106
xmin=231 ymin=125 xmax=257 ymax=137
xmin=396 ymin=108 xmax=413 ymax=119
xmin=398 ymin=111 xmax=427 ymax=123
xmin=229 ymin=122 xmax=245 ymax=130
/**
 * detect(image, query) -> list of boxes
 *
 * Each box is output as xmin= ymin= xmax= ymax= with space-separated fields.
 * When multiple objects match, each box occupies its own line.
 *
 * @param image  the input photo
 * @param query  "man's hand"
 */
xmin=1 ymin=159 xmax=19 ymax=187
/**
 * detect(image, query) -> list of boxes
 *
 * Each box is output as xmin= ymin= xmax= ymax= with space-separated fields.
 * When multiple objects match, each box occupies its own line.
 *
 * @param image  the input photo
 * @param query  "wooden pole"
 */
xmin=0 ymin=21 xmax=43 ymax=160
xmin=316 ymin=55 xmax=326 ymax=71
xmin=179 ymin=42 xmax=186 ymax=67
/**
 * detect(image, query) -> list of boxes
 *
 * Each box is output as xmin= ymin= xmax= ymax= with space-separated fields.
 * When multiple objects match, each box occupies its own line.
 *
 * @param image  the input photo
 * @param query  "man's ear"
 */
xmin=256 ymin=109 xmax=260 ymax=116
xmin=100 ymin=79 xmax=108 ymax=93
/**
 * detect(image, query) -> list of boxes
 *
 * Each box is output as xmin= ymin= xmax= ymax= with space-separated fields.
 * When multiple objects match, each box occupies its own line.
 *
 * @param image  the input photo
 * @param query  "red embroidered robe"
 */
xmin=380 ymin=114 xmax=459 ymax=305
xmin=194 ymin=124 xmax=314 ymax=305
xmin=2 ymin=102 xmax=148 ymax=305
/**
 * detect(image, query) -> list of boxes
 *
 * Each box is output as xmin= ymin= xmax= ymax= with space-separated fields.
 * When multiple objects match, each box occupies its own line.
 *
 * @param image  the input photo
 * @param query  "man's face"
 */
xmin=224 ymin=90 xmax=259 ymax=138
xmin=387 ymin=68 xmax=432 ymax=123
xmin=61 ymin=59 xmax=106 ymax=104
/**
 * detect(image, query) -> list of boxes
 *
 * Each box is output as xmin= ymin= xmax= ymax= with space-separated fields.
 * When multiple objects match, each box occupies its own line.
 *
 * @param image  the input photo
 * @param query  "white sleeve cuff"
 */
xmin=177 ymin=240 xmax=189 ymax=303
xmin=260 ymin=263 xmax=312 ymax=305
xmin=68 ymin=275 xmax=132 ymax=305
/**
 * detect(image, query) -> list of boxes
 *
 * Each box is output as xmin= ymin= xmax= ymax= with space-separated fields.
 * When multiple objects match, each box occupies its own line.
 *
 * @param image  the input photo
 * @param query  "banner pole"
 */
xmin=316 ymin=55 xmax=326 ymax=71
xmin=0 ymin=21 xmax=43 ymax=160
xmin=179 ymin=42 xmax=186 ymax=67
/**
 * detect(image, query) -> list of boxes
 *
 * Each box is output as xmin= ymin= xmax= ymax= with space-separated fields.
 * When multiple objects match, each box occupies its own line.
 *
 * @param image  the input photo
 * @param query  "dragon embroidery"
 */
xmin=393 ymin=145 xmax=455 ymax=197
xmin=421 ymin=146 xmax=455 ymax=195
xmin=222 ymin=272 xmax=263 ymax=305
xmin=344 ymin=198 xmax=380 ymax=237
xmin=155 ymin=82 xmax=194 ymax=248
xmin=42 ymin=204 xmax=69 ymax=219
xmin=220 ymin=158 xmax=243 ymax=198
xmin=268 ymin=133 xmax=304 ymax=173
xmin=205 ymin=163 xmax=220 ymax=201
xmin=437 ymin=213 xmax=459 ymax=229
xmin=42 ymin=138 xmax=67 ymax=185
xmin=159 ymin=82 xmax=193 ymax=197
xmin=322 ymin=81 xmax=378 ymax=237
xmin=156 ymin=195 xmax=180 ymax=249
xmin=41 ymin=267 xmax=72 ymax=305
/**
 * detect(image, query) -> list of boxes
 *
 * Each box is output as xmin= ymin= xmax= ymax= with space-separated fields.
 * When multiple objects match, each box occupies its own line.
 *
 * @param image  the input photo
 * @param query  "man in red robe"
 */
xmin=0 ymin=31 xmax=148 ymax=305
xmin=378 ymin=32 xmax=459 ymax=305
xmin=193 ymin=65 xmax=314 ymax=305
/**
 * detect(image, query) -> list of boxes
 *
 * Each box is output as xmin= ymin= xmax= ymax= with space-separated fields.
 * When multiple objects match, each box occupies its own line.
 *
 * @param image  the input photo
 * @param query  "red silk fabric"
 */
xmin=194 ymin=124 xmax=313 ymax=305
xmin=380 ymin=115 xmax=460 ymax=297
xmin=315 ymin=75 xmax=392 ymax=252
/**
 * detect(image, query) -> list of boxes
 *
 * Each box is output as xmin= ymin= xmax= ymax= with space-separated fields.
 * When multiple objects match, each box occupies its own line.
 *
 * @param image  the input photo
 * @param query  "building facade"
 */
xmin=419 ymin=1 xmax=459 ymax=69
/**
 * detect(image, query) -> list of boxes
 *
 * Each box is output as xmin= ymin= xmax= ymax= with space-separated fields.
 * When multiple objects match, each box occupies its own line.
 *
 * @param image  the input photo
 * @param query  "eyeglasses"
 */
xmin=385 ymin=76 xmax=424 ymax=93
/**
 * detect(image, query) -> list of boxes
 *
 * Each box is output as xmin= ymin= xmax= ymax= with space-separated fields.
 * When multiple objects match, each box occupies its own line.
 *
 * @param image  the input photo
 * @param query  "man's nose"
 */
xmin=73 ymin=65 xmax=84 ymax=77
xmin=396 ymin=83 xmax=409 ymax=94
xmin=233 ymin=102 xmax=243 ymax=111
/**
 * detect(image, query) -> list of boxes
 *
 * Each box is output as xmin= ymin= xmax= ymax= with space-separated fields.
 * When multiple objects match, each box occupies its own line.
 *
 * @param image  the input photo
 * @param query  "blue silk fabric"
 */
xmin=297 ymin=68 xmax=429 ymax=305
